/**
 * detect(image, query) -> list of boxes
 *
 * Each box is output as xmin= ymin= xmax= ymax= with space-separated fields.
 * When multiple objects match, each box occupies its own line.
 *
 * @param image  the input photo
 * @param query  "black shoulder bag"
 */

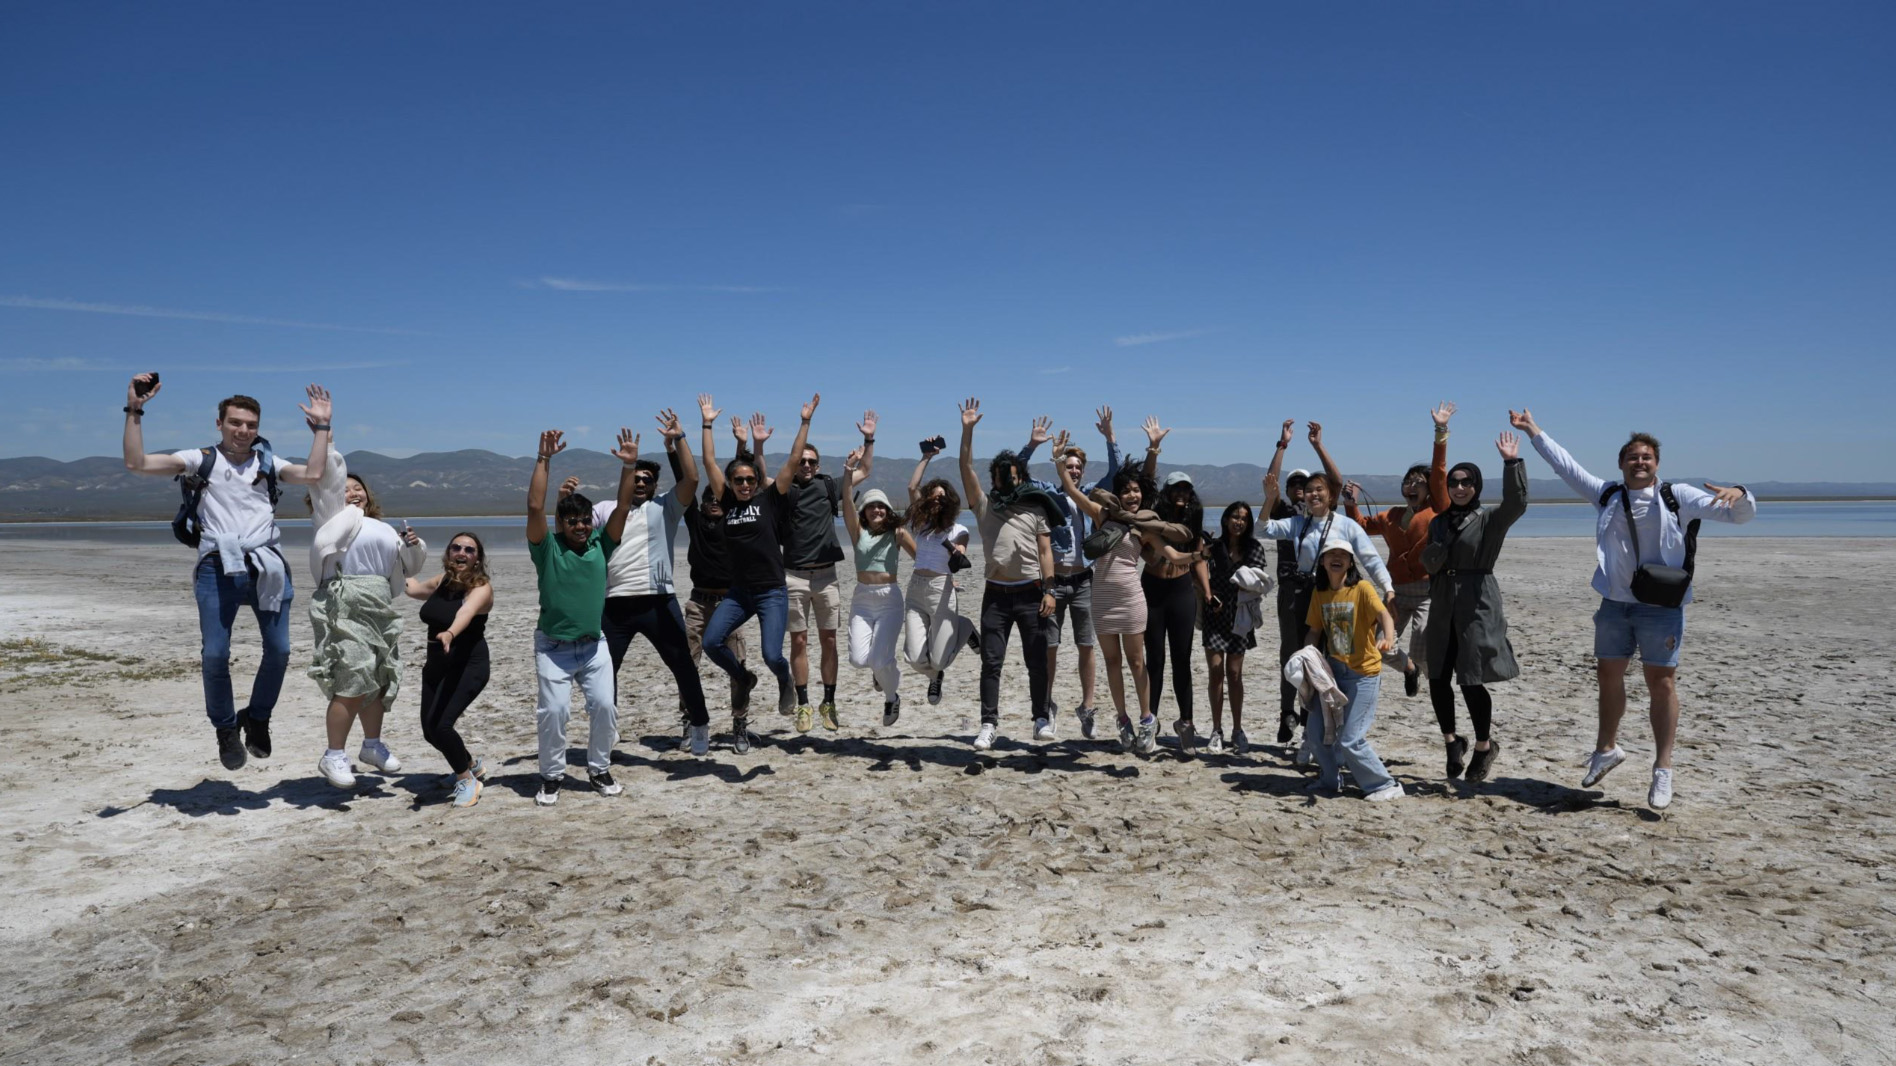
xmin=1609 ymin=483 xmax=1698 ymax=608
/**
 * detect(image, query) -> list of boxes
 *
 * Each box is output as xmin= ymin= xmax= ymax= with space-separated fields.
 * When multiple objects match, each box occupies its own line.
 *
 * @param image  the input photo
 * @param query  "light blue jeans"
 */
xmin=1306 ymin=661 xmax=1394 ymax=796
xmin=533 ymin=632 xmax=618 ymax=780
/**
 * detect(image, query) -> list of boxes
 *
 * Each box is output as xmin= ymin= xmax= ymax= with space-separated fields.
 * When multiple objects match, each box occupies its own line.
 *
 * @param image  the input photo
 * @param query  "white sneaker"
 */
xmin=318 ymin=750 xmax=356 ymax=788
xmin=1366 ymin=783 xmax=1405 ymax=803
xmin=688 ymin=725 xmax=710 ymax=759
xmin=1581 ymin=746 xmax=1627 ymax=788
xmin=358 ymin=738 xmax=401 ymax=773
xmin=972 ymin=723 xmax=997 ymax=751
xmin=1648 ymin=768 xmax=1673 ymax=810
xmin=1207 ymin=732 xmax=1225 ymax=754
xmin=1032 ymin=718 xmax=1056 ymax=742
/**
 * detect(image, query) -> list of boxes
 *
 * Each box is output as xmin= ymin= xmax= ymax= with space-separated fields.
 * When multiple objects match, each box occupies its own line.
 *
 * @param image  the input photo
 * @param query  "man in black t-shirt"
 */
xmin=782 ymin=411 xmax=878 ymax=733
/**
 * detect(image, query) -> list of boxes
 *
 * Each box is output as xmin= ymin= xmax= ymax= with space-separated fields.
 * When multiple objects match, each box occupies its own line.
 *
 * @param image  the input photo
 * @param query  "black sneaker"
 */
xmin=1465 ymin=740 xmax=1500 ymax=784
xmin=215 ymin=726 xmax=247 ymax=770
xmin=1444 ymin=735 xmax=1469 ymax=779
xmin=733 ymin=669 xmax=758 ymax=712
xmin=1404 ymin=668 xmax=1420 ymax=698
xmin=1277 ymin=708 xmax=1296 ymax=744
xmin=238 ymin=711 xmax=272 ymax=759
xmin=927 ymin=672 xmax=944 ymax=706
xmin=589 ymin=771 xmax=624 ymax=796
xmin=732 ymin=718 xmax=754 ymax=756
xmin=535 ymin=776 xmax=562 ymax=806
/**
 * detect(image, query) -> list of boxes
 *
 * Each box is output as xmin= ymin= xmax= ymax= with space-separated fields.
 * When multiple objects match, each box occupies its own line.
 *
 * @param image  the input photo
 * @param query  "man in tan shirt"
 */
xmin=958 ymin=398 xmax=1060 ymax=752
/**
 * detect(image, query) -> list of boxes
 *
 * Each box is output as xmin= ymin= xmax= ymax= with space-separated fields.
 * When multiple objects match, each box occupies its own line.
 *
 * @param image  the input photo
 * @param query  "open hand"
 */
xmin=1496 ymin=431 xmax=1520 ymax=461
xmin=698 ymin=393 xmax=721 ymax=425
xmin=857 ymin=409 xmax=878 ymax=439
xmin=1704 ymin=482 xmax=1746 ymax=507
xmin=960 ymin=397 xmax=982 ymax=428
xmin=611 ymin=428 xmax=640 ymax=465
xmin=731 ymin=415 xmax=749 ymax=448
xmin=655 ymin=408 xmax=685 ymax=441
xmin=1094 ymin=405 xmax=1114 ymax=440
xmin=1142 ymin=416 xmax=1169 ymax=448
xmin=1029 ymin=415 xmax=1053 ymax=446
xmin=749 ymin=413 xmax=773 ymax=446
xmin=537 ymin=430 xmax=567 ymax=462
xmin=1432 ymin=402 xmax=1456 ymax=429
xmin=1050 ymin=428 xmax=1072 ymax=455
xmin=301 ymin=384 xmax=333 ymax=431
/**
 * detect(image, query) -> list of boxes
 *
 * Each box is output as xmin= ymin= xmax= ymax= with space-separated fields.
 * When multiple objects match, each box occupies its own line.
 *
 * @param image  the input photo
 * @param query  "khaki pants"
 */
xmin=684 ymin=593 xmax=751 ymax=715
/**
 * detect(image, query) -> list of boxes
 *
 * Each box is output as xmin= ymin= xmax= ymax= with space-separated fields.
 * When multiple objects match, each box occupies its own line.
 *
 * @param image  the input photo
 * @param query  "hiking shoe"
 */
xmin=927 ymin=673 xmax=945 ymax=705
xmin=318 ymin=750 xmax=355 ymax=788
xmin=1444 ymin=735 xmax=1469 ymax=779
xmin=777 ymin=680 xmax=796 ymax=716
xmin=216 ymin=727 xmax=247 ymax=771
xmin=589 ymin=771 xmax=623 ymax=796
xmin=1207 ymin=731 xmax=1225 ymax=754
xmin=536 ymin=777 xmax=562 ymax=806
xmin=1581 ymin=746 xmax=1627 ymax=788
xmin=882 ymin=695 xmax=901 ymax=728
xmin=818 ymin=701 xmax=840 ymax=731
xmin=1465 ymin=740 xmax=1500 ymax=783
xmin=972 ymin=723 xmax=997 ymax=751
xmin=450 ymin=776 xmax=482 ymax=808
xmin=1366 ymin=783 xmax=1406 ymax=803
xmin=237 ymin=712 xmax=271 ymax=759
xmin=1404 ymin=667 xmax=1419 ymax=698
xmin=795 ymin=705 xmax=814 ymax=733
xmin=688 ymin=725 xmax=710 ymax=758
xmin=1077 ymin=705 xmax=1097 ymax=740
xmin=1117 ymin=716 xmax=1136 ymax=753
xmin=732 ymin=718 xmax=754 ymax=755
xmin=1648 ymin=768 xmax=1674 ymax=810
xmin=358 ymin=739 xmax=401 ymax=773
xmin=1136 ymin=716 xmax=1159 ymax=755
xmin=1032 ymin=717 xmax=1056 ymax=742
xmin=1277 ymin=709 xmax=1297 ymax=744
xmin=1174 ymin=718 xmax=1197 ymax=755
xmin=734 ymin=669 xmax=758 ymax=712
xmin=1232 ymin=728 xmax=1250 ymax=755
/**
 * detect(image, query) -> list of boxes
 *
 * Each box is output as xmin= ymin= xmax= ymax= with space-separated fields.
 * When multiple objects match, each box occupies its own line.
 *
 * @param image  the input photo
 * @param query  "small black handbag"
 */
xmin=1613 ymin=485 xmax=1695 ymax=608
xmin=1081 ymin=522 xmax=1125 ymax=560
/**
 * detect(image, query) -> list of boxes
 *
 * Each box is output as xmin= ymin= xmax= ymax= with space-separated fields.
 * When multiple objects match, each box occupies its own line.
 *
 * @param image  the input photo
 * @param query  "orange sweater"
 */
xmin=1347 ymin=435 xmax=1448 ymax=586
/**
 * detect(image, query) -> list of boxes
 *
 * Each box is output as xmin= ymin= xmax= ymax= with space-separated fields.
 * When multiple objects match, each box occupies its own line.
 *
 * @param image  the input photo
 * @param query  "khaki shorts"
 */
xmin=785 ymin=566 xmax=843 ymax=633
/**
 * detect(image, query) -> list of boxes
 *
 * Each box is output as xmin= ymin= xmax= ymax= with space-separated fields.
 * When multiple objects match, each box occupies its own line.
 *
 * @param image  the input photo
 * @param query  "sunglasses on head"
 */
xmin=732 ymin=475 xmax=759 ymax=485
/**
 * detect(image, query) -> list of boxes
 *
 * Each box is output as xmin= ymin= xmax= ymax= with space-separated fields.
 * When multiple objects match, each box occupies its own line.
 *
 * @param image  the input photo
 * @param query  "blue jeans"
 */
xmin=702 ymin=584 xmax=791 ymax=690
xmin=1593 ymin=598 xmax=1685 ymax=668
xmin=193 ymin=554 xmax=294 ymax=730
xmin=1307 ymin=662 xmax=1393 ymax=796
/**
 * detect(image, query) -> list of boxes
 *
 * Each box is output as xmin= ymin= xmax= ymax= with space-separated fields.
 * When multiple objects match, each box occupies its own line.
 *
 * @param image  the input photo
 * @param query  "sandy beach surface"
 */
xmin=0 ymin=536 xmax=1890 ymax=1065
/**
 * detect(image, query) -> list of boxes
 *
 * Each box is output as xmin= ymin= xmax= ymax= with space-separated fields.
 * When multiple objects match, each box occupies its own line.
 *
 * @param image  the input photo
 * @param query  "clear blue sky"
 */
xmin=2 ymin=3 xmax=1892 ymax=481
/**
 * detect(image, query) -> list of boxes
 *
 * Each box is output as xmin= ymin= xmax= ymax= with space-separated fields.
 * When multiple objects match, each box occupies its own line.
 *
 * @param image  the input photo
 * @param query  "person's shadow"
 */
xmin=98 ymin=772 xmax=414 ymax=818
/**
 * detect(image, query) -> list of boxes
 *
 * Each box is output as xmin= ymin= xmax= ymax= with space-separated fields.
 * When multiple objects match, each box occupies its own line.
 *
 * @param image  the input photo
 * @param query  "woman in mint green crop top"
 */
xmin=842 ymin=451 xmax=917 ymax=723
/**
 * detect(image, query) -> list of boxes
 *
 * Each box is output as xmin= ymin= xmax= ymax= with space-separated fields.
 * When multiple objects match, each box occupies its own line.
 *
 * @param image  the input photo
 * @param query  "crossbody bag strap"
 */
xmin=1614 ymin=484 xmax=1642 ymax=563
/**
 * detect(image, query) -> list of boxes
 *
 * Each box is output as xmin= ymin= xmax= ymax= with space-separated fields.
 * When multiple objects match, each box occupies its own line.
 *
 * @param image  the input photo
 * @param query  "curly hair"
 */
xmin=443 ymin=532 xmax=491 ymax=590
xmin=910 ymin=477 xmax=962 ymax=535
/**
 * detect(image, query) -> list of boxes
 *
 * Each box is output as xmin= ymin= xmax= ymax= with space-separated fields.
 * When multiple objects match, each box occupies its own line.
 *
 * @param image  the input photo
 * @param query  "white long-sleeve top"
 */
xmin=1258 ymin=510 xmax=1397 ymax=601
xmin=1531 ymin=432 xmax=1756 ymax=606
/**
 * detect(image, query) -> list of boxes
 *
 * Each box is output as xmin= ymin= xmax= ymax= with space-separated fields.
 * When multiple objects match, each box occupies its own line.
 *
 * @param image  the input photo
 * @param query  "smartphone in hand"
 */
xmin=134 ymin=372 xmax=160 ymax=397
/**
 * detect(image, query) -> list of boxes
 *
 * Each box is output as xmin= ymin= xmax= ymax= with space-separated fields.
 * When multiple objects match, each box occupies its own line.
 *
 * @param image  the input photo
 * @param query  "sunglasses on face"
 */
xmin=447 ymin=544 xmax=479 ymax=556
xmin=1447 ymin=477 xmax=1476 ymax=488
xmin=732 ymin=476 xmax=759 ymax=485
xmin=561 ymin=516 xmax=593 ymax=526
xmin=632 ymin=473 xmax=656 ymax=484
xmin=798 ymin=458 xmax=820 ymax=467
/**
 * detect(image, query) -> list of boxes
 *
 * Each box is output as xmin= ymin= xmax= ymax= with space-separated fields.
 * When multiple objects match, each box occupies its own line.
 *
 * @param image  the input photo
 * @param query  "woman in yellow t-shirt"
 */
xmin=1304 ymin=539 xmax=1404 ymax=801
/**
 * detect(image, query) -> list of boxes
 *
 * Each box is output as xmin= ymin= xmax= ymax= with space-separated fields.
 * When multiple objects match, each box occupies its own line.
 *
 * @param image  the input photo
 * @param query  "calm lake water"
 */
xmin=4 ymin=501 xmax=1894 ymax=551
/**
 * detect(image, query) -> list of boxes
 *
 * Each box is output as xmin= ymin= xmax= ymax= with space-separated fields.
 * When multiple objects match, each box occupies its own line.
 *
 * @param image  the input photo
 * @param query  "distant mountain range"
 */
xmin=2 ymin=449 xmax=1891 ymax=521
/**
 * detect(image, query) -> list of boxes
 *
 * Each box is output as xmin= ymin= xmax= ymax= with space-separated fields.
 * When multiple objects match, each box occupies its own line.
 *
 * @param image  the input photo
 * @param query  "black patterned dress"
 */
xmin=1201 ymin=535 xmax=1272 ymax=653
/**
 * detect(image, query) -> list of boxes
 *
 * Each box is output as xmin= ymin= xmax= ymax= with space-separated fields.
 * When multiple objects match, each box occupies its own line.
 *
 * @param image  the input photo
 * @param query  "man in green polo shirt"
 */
xmin=527 ymin=426 xmax=641 ymax=806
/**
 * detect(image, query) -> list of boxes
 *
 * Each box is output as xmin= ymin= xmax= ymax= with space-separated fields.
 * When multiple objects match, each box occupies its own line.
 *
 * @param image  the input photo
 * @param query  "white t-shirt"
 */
xmin=172 ymin=448 xmax=292 ymax=558
xmin=911 ymin=522 xmax=970 ymax=574
xmin=593 ymin=493 xmax=684 ymax=597
xmin=338 ymin=518 xmax=403 ymax=578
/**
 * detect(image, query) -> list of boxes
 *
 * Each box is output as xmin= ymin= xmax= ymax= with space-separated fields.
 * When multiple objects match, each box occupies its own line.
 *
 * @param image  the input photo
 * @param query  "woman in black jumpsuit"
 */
xmin=405 ymin=532 xmax=494 ymax=807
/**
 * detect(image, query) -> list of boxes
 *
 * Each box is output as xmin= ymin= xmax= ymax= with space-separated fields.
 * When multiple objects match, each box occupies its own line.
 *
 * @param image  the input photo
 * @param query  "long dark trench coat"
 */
xmin=1421 ymin=457 xmax=1527 ymax=685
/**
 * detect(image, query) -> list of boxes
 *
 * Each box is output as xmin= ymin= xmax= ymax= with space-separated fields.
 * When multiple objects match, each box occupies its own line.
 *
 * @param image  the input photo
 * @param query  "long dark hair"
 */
xmin=910 ymin=477 xmax=962 ymax=534
xmin=1217 ymin=500 xmax=1256 ymax=556
xmin=1157 ymin=480 xmax=1203 ymax=537
xmin=1111 ymin=466 xmax=1156 ymax=507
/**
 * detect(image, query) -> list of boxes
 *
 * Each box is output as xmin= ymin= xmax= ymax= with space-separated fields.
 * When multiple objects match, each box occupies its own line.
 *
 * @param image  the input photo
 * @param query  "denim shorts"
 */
xmin=1593 ymin=598 xmax=1685 ymax=668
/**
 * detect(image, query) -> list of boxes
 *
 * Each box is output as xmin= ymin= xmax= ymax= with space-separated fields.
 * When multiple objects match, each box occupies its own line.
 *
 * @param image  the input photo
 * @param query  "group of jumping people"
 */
xmin=120 ymin=374 xmax=1757 ymax=811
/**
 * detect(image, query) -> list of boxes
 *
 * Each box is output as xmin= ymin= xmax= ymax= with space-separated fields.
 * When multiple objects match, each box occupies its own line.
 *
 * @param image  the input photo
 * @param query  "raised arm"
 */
xmin=957 ymin=397 xmax=985 ymax=512
xmin=121 ymin=373 xmax=187 ymax=476
xmin=1428 ymin=402 xmax=1454 ymax=512
xmin=1139 ymin=416 xmax=1168 ymax=481
xmin=1492 ymin=432 xmax=1528 ymax=532
xmin=278 ymin=384 xmax=332 ymax=485
xmin=1515 ymin=409 xmax=1608 ymax=504
xmin=697 ymin=394 xmax=724 ymax=498
xmin=771 ymin=393 xmax=819 ymax=495
xmin=604 ymin=428 xmax=640 ymax=544
xmin=841 ymin=448 xmax=866 ymax=541
xmin=909 ymin=439 xmax=941 ymax=508
xmin=1676 ymin=482 xmax=1758 ymax=525
xmin=1307 ymin=420 xmax=1343 ymax=497
xmin=659 ymin=407 xmax=698 ymax=503
xmin=526 ymin=429 xmax=565 ymax=545
xmin=1055 ymin=445 xmax=1106 ymax=523
xmin=852 ymin=409 xmax=878 ymax=487
xmin=1020 ymin=415 xmax=1052 ymax=463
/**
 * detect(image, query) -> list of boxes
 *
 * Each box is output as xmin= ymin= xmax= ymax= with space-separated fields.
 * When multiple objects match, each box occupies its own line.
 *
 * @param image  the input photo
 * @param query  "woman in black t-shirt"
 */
xmin=403 ymin=532 xmax=494 ymax=808
xmin=695 ymin=392 xmax=822 ymax=721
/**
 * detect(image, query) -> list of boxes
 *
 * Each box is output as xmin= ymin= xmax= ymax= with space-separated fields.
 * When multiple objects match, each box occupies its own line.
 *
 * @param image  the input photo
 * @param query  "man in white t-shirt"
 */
xmin=121 ymin=374 xmax=333 ymax=771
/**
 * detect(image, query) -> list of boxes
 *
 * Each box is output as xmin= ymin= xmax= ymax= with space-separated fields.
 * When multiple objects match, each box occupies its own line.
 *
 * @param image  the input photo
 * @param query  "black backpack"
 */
xmin=173 ymin=438 xmax=282 ymax=548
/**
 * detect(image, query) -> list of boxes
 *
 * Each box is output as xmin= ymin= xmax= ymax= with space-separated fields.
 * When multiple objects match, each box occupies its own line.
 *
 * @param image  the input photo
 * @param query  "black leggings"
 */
xmin=978 ymin=582 xmax=1050 ymax=725
xmin=603 ymin=593 xmax=709 ymax=727
xmin=1142 ymin=572 xmax=1197 ymax=722
xmin=1429 ymin=628 xmax=1493 ymax=742
xmin=1277 ymin=586 xmax=1310 ymax=720
xmin=420 ymin=640 xmax=489 ymax=774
